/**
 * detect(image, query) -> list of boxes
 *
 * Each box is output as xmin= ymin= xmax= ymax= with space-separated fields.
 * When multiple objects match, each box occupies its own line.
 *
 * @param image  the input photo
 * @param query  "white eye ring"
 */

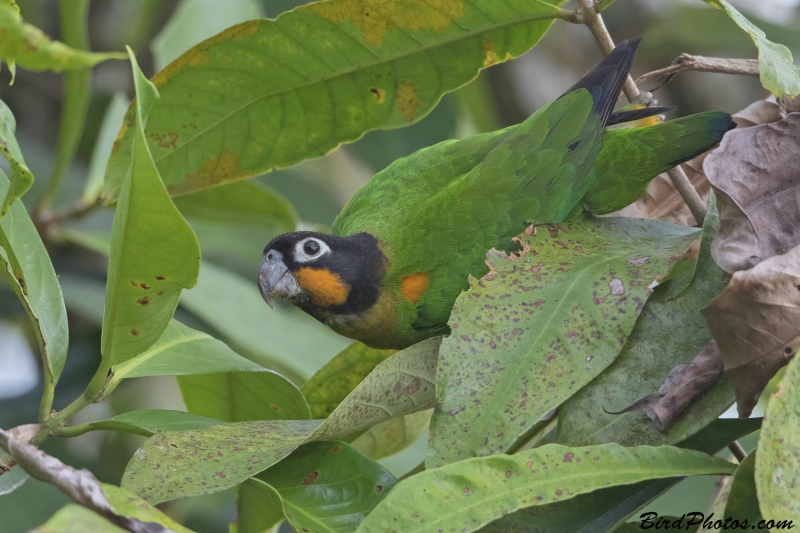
xmin=294 ymin=237 xmax=330 ymax=263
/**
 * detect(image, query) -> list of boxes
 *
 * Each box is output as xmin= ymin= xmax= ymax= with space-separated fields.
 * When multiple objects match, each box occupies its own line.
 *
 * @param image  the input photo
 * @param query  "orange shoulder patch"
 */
xmin=295 ymin=267 xmax=350 ymax=307
xmin=401 ymin=272 xmax=430 ymax=303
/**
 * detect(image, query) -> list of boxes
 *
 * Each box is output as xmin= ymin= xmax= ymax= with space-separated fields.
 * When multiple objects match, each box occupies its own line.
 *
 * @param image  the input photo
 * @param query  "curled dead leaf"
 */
xmin=704 ymin=113 xmax=800 ymax=273
xmin=609 ymin=341 xmax=723 ymax=431
xmin=701 ymin=244 xmax=800 ymax=417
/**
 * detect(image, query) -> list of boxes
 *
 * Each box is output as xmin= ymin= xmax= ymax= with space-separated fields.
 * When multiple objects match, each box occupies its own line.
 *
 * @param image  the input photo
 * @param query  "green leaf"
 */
xmin=558 ymin=194 xmax=734 ymax=447
xmin=0 ymin=99 xmax=33 ymax=218
xmin=479 ymin=418 xmax=760 ymax=533
xmin=237 ymin=479 xmax=284 ymax=533
xmin=79 ymin=409 xmax=223 ymax=437
xmin=356 ymin=444 xmax=735 ymax=533
xmin=122 ymin=336 xmax=440 ymax=503
xmin=100 ymin=483 xmax=194 ymax=533
xmin=0 ymin=169 xmax=69 ymax=384
xmin=101 ymin=49 xmax=201 ymax=366
xmin=702 ymin=0 xmax=800 ymax=97
xmin=33 ymin=505 xmax=126 ymax=533
xmin=179 ymin=261 xmax=351 ymax=380
xmin=151 ymin=0 xmax=263 ymax=72
xmin=351 ymin=410 xmax=431 ymax=460
xmin=724 ymin=451 xmax=762 ymax=526
xmin=83 ymin=92 xmax=131 ymax=206
xmin=428 ymin=219 xmax=700 ymax=467
xmin=112 ymin=320 xmax=264 ymax=380
xmin=756 ymin=354 xmax=800 ymax=521
xmin=100 ymin=0 xmax=567 ymax=202
xmin=301 ymin=342 xmax=395 ymax=419
xmin=0 ymin=3 xmax=124 ymax=73
xmin=257 ymin=441 xmax=396 ymax=533
xmin=178 ymin=370 xmax=311 ymax=422
xmin=173 ymin=180 xmax=298 ymax=234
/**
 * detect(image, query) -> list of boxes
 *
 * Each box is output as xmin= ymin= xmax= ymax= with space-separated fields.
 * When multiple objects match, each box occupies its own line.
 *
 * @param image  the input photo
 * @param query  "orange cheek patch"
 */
xmin=401 ymin=272 xmax=430 ymax=303
xmin=295 ymin=267 xmax=350 ymax=307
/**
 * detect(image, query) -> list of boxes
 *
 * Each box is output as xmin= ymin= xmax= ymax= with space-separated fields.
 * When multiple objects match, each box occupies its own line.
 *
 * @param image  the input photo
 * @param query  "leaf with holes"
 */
xmin=122 ymin=336 xmax=439 ymax=503
xmin=257 ymin=441 xmax=396 ymax=533
xmin=357 ymin=444 xmax=734 ymax=533
xmin=101 ymin=49 xmax=200 ymax=366
xmin=558 ymin=197 xmax=733 ymax=446
xmin=428 ymin=218 xmax=699 ymax=467
xmin=100 ymin=0 xmax=567 ymax=203
xmin=0 ymin=169 xmax=69 ymax=386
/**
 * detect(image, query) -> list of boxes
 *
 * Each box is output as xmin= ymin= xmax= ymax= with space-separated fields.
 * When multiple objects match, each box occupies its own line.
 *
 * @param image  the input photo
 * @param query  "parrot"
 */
xmin=258 ymin=38 xmax=735 ymax=350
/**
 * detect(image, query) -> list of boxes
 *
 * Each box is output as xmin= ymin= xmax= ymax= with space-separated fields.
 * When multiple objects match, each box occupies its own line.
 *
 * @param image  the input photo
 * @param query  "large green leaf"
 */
xmin=179 ymin=261 xmax=351 ymax=380
xmin=724 ymin=451 xmax=762 ymax=527
xmin=0 ymin=100 xmax=33 ymax=218
xmin=75 ymin=409 xmax=223 ymax=437
xmin=178 ymin=370 xmax=311 ymax=422
xmin=557 ymin=195 xmax=734 ymax=447
xmin=33 ymin=505 xmax=126 ymax=533
xmin=756 ymin=355 xmax=800 ymax=521
xmin=0 ymin=2 xmax=124 ymax=73
xmin=101 ymin=50 xmax=201 ymax=366
xmin=100 ymin=0 xmax=567 ymax=202
xmin=428 ymin=219 xmax=699 ymax=467
xmin=112 ymin=320 xmax=264 ymax=380
xmin=257 ymin=441 xmax=396 ymax=533
xmin=357 ymin=444 xmax=735 ymax=533
xmin=478 ymin=418 xmax=761 ymax=533
xmin=122 ymin=337 xmax=440 ymax=503
xmin=0 ymin=169 xmax=69 ymax=384
xmin=702 ymin=0 xmax=800 ymax=97
xmin=301 ymin=341 xmax=395 ymax=419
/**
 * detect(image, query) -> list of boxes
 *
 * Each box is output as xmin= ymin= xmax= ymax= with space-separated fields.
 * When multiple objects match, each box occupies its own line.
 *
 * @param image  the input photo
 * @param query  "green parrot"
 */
xmin=258 ymin=38 xmax=734 ymax=349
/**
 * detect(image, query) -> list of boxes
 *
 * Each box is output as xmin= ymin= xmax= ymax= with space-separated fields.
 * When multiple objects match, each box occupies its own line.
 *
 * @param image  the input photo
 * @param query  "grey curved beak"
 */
xmin=258 ymin=251 xmax=301 ymax=308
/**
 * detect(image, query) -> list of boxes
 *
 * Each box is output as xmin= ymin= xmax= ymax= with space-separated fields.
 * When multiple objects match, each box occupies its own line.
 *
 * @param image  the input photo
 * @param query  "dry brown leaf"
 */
xmin=704 ymin=113 xmax=800 ymax=273
xmin=610 ymin=341 xmax=723 ymax=431
xmin=701 ymin=244 xmax=800 ymax=417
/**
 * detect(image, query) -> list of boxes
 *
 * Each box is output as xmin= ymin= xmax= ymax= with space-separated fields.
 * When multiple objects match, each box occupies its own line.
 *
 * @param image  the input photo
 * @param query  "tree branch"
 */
xmin=576 ymin=0 xmax=708 ymax=225
xmin=637 ymin=54 xmax=760 ymax=93
xmin=0 ymin=427 xmax=173 ymax=533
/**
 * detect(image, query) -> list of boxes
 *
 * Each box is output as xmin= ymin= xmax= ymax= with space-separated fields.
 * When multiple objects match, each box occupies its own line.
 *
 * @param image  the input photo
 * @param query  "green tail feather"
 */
xmin=580 ymin=111 xmax=736 ymax=215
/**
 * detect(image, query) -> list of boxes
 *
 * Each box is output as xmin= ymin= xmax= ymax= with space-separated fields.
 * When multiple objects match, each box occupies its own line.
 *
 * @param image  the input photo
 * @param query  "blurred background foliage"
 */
xmin=0 ymin=0 xmax=792 ymax=530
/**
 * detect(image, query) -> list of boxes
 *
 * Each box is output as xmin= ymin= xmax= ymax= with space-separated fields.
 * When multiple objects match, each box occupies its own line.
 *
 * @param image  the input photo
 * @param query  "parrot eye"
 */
xmin=294 ymin=237 xmax=330 ymax=263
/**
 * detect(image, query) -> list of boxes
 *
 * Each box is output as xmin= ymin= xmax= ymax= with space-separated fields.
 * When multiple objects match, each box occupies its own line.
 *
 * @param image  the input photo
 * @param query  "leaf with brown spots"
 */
xmin=756 ymin=354 xmax=800 ymax=522
xmin=428 ymin=218 xmax=699 ymax=467
xmin=121 ymin=336 xmax=439 ymax=503
xmin=256 ymin=441 xmax=396 ymax=533
xmin=101 ymin=51 xmax=200 ymax=366
xmin=101 ymin=0 xmax=567 ymax=202
xmin=0 ymin=100 xmax=34 ymax=219
xmin=355 ymin=444 xmax=734 ymax=533
xmin=702 ymin=243 xmax=800 ymax=417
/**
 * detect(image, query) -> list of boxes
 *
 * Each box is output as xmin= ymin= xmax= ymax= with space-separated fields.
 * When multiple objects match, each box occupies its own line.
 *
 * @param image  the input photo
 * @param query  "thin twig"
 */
xmin=637 ymin=54 xmax=760 ymax=93
xmin=728 ymin=440 xmax=748 ymax=463
xmin=577 ymin=0 xmax=708 ymax=225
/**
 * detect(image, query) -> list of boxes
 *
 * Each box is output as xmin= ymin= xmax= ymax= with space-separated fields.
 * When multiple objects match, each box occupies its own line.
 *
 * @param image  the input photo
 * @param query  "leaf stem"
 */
xmin=576 ymin=0 xmax=707 ymax=225
xmin=35 ymin=0 xmax=92 ymax=213
xmin=728 ymin=440 xmax=747 ymax=462
xmin=38 ymin=378 xmax=56 ymax=423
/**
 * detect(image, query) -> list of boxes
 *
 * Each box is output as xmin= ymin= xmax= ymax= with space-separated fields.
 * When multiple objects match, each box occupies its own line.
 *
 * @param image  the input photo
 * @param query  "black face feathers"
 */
xmin=262 ymin=231 xmax=387 ymax=316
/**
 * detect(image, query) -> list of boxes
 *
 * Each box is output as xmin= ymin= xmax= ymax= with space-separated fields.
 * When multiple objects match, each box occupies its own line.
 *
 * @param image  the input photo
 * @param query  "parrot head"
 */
xmin=258 ymin=231 xmax=387 ymax=320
